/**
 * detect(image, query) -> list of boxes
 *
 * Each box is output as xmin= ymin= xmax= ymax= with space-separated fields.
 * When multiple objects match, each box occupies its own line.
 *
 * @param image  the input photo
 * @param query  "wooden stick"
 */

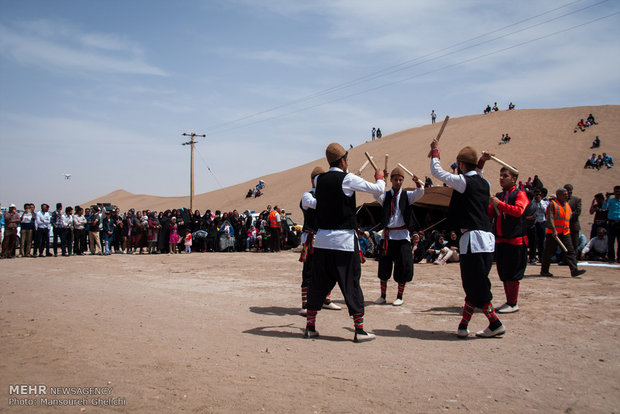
xmin=553 ymin=234 xmax=569 ymax=253
xmin=385 ymin=154 xmax=389 ymax=172
xmin=397 ymin=163 xmax=425 ymax=186
xmin=356 ymin=157 xmax=373 ymax=175
xmin=435 ymin=115 xmax=450 ymax=141
xmin=489 ymin=155 xmax=519 ymax=175
xmin=364 ymin=152 xmax=378 ymax=170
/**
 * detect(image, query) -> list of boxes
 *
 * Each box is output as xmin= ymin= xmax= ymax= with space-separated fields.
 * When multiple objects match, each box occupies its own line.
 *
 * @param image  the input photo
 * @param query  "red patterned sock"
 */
xmin=380 ymin=280 xmax=387 ymax=298
xmin=353 ymin=313 xmax=364 ymax=329
xmin=324 ymin=290 xmax=332 ymax=304
xmin=459 ymin=301 xmax=474 ymax=327
xmin=506 ymin=281 xmax=519 ymax=306
xmin=397 ymin=283 xmax=405 ymax=299
xmin=306 ymin=310 xmax=317 ymax=328
xmin=301 ymin=286 xmax=308 ymax=308
xmin=482 ymin=303 xmax=499 ymax=324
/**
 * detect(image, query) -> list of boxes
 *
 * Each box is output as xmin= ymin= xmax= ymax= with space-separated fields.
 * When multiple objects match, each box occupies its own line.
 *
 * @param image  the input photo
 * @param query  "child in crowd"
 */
xmin=169 ymin=217 xmax=179 ymax=254
xmin=184 ymin=232 xmax=192 ymax=254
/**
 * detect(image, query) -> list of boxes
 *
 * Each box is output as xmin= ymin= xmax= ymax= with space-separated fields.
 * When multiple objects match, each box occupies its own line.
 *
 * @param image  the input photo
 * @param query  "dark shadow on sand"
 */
xmin=243 ymin=324 xmax=350 ymax=342
xmin=249 ymin=306 xmax=302 ymax=316
xmin=367 ymin=324 xmax=464 ymax=341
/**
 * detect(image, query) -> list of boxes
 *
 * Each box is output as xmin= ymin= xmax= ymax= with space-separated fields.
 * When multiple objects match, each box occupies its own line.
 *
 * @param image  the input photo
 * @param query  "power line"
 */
xmin=207 ymin=0 xmax=609 ymax=133
xmin=206 ymin=9 xmax=620 ymax=135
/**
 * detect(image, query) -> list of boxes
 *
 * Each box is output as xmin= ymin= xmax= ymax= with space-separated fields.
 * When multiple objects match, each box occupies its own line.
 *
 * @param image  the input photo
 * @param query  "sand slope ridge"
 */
xmin=84 ymin=105 xmax=620 ymax=230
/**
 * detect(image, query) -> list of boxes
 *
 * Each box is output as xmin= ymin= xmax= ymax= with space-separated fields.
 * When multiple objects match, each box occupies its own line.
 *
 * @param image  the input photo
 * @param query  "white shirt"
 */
xmin=73 ymin=215 xmax=86 ymax=230
xmin=430 ymin=157 xmax=494 ymax=254
xmin=35 ymin=211 xmax=51 ymax=229
xmin=532 ymin=198 xmax=549 ymax=223
xmin=62 ymin=214 xmax=74 ymax=229
xmin=375 ymin=187 xmax=425 ymax=241
xmin=300 ymin=189 xmax=317 ymax=245
xmin=314 ymin=168 xmax=385 ymax=252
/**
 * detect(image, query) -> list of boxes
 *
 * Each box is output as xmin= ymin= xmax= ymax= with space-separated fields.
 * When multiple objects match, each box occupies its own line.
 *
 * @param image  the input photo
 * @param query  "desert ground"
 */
xmin=1 ymin=251 xmax=618 ymax=413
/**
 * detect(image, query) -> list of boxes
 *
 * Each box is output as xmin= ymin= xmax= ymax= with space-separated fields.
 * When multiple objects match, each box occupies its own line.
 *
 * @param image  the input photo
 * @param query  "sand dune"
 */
xmin=84 ymin=105 xmax=620 ymax=230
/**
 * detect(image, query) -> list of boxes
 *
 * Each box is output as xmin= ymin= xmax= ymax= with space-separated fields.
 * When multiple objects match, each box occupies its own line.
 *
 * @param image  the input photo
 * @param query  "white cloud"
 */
xmin=0 ymin=21 xmax=166 ymax=76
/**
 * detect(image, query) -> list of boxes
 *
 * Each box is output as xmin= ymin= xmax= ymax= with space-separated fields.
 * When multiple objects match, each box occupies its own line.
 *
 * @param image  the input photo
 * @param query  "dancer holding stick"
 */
xmin=539 ymin=188 xmax=585 ymax=278
xmin=429 ymin=138 xmax=506 ymax=338
xmin=397 ymin=163 xmax=426 ymax=186
xmin=373 ymin=166 xmax=424 ymax=306
xmin=304 ymin=143 xmax=385 ymax=342
xmin=488 ymin=164 xmax=529 ymax=314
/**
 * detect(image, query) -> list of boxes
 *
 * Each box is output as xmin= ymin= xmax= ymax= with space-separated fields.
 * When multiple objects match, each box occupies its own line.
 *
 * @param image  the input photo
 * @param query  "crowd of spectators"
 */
xmin=0 ymin=203 xmax=300 ymax=259
xmin=584 ymin=152 xmax=614 ymax=170
xmin=483 ymin=101 xmax=514 ymax=114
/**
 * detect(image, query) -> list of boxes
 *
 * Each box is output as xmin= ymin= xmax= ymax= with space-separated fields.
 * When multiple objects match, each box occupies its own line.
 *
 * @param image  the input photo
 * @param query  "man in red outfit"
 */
xmin=488 ymin=167 xmax=529 ymax=313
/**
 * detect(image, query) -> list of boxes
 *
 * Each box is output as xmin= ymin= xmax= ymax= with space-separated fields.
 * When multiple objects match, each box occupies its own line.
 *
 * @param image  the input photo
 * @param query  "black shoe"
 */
xmin=571 ymin=269 xmax=586 ymax=277
xmin=303 ymin=327 xmax=319 ymax=338
xmin=540 ymin=271 xmax=554 ymax=277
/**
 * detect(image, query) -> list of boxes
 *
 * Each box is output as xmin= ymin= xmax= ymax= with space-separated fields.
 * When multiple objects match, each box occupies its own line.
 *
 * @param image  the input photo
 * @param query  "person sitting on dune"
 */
xmin=586 ymin=113 xmax=598 ymax=126
xmin=574 ymin=119 xmax=586 ymax=133
xmin=603 ymin=153 xmax=614 ymax=169
xmin=591 ymin=136 xmax=601 ymax=149
xmin=584 ymin=153 xmax=598 ymax=169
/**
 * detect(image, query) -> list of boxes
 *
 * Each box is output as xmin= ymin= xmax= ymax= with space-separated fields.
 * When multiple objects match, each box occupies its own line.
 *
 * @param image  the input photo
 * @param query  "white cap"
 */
xmin=9 ymin=203 xmax=16 ymax=208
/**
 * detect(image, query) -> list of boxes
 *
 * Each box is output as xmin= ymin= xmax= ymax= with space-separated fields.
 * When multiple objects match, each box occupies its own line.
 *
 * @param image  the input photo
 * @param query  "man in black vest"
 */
xmin=374 ymin=166 xmax=424 ymax=306
xmin=489 ymin=167 xmax=530 ymax=314
xmin=304 ymin=143 xmax=385 ymax=342
xmin=299 ymin=166 xmax=342 ymax=315
xmin=430 ymin=139 xmax=506 ymax=338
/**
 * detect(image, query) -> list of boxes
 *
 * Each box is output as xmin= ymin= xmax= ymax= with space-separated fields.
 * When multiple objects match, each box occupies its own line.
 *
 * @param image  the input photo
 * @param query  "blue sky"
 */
xmin=1 ymin=0 xmax=619 ymax=208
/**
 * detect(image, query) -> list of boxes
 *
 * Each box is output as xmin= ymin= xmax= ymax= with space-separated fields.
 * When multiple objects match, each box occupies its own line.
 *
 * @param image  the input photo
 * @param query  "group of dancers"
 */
xmin=296 ymin=137 xmax=552 ymax=342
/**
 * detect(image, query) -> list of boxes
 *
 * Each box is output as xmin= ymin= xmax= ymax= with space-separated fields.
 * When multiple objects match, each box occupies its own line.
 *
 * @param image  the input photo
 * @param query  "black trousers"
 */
xmin=73 ymin=229 xmax=86 ymax=254
xmin=301 ymin=252 xmax=313 ymax=288
xmin=541 ymin=233 xmax=578 ymax=274
xmin=377 ymin=239 xmax=414 ymax=283
xmin=459 ymin=249 xmax=494 ymax=308
xmin=608 ymin=220 xmax=620 ymax=261
xmin=270 ymin=227 xmax=280 ymax=252
xmin=35 ymin=228 xmax=50 ymax=256
xmin=61 ymin=228 xmax=73 ymax=255
xmin=52 ymin=227 xmax=62 ymax=255
xmin=307 ymin=247 xmax=363 ymax=316
xmin=496 ymin=242 xmax=527 ymax=282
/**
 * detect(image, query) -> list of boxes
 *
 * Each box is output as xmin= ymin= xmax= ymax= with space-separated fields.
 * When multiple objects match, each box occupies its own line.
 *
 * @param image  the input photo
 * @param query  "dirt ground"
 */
xmin=1 ymin=251 xmax=619 ymax=413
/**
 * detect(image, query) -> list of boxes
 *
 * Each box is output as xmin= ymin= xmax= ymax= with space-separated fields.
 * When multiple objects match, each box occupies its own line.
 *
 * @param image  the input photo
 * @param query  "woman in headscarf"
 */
xmin=133 ymin=210 xmax=146 ymax=254
xmin=147 ymin=212 xmax=161 ymax=254
xmin=218 ymin=220 xmax=235 ymax=252
xmin=123 ymin=210 xmax=134 ymax=254
xmin=158 ymin=210 xmax=172 ymax=253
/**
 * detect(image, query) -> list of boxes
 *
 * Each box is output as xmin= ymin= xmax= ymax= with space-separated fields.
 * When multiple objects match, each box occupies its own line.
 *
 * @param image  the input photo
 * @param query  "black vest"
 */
xmin=494 ymin=188 xmax=527 ymax=238
xmin=315 ymin=171 xmax=357 ymax=230
xmin=448 ymin=174 xmax=491 ymax=232
xmin=300 ymin=192 xmax=318 ymax=233
xmin=381 ymin=190 xmax=414 ymax=229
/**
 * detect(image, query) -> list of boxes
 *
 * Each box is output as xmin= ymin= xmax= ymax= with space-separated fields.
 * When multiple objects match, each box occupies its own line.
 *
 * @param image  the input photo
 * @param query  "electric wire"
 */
xmin=208 ymin=9 xmax=619 ymax=134
xmin=207 ymin=0 xmax=611 ymax=133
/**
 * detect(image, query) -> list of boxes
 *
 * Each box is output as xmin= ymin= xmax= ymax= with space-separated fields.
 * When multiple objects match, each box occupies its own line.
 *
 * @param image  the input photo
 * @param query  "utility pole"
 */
xmin=182 ymin=132 xmax=206 ymax=212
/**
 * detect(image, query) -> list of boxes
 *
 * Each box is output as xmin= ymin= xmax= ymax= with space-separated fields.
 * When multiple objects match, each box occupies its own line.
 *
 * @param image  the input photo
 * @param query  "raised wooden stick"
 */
xmin=356 ymin=157 xmax=373 ymax=175
xmin=364 ymin=152 xmax=378 ymax=170
xmin=553 ymin=234 xmax=569 ymax=253
xmin=435 ymin=115 xmax=450 ymax=141
xmin=397 ymin=163 xmax=425 ymax=186
xmin=385 ymin=154 xmax=389 ymax=172
xmin=489 ymin=155 xmax=519 ymax=175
